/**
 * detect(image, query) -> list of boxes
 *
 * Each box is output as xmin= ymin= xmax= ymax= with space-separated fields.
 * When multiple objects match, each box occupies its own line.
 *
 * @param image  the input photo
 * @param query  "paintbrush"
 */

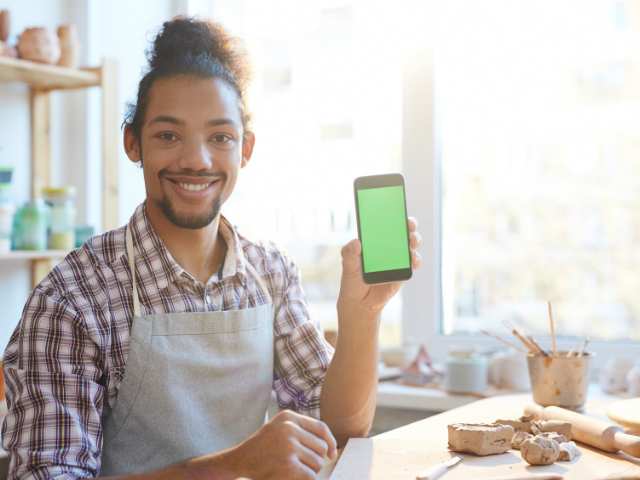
xmin=480 ymin=329 xmax=527 ymax=354
xmin=548 ymin=301 xmax=557 ymax=356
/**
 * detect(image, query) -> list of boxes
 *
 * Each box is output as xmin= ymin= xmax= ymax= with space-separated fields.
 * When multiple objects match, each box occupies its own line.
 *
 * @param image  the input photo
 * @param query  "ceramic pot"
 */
xmin=17 ymin=27 xmax=60 ymax=64
xmin=599 ymin=357 xmax=634 ymax=394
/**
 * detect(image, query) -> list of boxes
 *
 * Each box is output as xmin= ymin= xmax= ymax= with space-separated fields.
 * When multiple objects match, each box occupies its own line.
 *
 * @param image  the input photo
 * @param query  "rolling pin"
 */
xmin=525 ymin=404 xmax=640 ymax=457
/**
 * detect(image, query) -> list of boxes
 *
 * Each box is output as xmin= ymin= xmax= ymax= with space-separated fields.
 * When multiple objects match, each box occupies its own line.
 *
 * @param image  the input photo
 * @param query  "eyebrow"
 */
xmin=147 ymin=115 xmax=239 ymax=128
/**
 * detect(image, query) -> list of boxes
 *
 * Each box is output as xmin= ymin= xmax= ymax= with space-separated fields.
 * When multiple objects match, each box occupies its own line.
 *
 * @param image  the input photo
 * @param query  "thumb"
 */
xmin=341 ymin=239 xmax=362 ymax=277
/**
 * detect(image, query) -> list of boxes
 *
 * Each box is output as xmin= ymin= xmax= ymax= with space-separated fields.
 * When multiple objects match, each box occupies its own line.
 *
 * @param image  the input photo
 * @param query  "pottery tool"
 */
xmin=577 ymin=337 xmax=590 ymax=357
xmin=548 ymin=301 xmax=557 ymax=356
xmin=480 ymin=329 xmax=527 ymax=353
xmin=415 ymin=455 xmax=461 ymax=480
xmin=525 ymin=404 xmax=640 ymax=457
xmin=527 ymin=335 xmax=548 ymax=357
xmin=503 ymin=321 xmax=536 ymax=354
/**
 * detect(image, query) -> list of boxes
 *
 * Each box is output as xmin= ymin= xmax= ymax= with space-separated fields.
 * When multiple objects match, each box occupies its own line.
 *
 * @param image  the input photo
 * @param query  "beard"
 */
xmin=156 ymin=194 xmax=222 ymax=229
xmin=154 ymin=164 xmax=227 ymax=229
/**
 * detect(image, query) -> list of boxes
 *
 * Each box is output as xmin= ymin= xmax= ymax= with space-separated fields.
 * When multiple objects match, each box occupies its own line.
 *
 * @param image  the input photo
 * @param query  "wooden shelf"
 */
xmin=0 ymin=56 xmax=100 ymax=90
xmin=0 ymin=56 xmax=117 ymax=286
xmin=0 ymin=250 xmax=69 ymax=261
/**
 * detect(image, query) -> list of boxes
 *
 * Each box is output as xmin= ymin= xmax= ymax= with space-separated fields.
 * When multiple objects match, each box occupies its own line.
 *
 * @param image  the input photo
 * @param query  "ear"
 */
xmin=124 ymin=126 xmax=142 ymax=165
xmin=241 ymin=131 xmax=255 ymax=168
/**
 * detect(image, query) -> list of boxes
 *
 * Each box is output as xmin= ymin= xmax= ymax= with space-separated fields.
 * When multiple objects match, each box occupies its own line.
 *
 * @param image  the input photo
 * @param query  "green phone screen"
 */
xmin=357 ymin=185 xmax=410 ymax=273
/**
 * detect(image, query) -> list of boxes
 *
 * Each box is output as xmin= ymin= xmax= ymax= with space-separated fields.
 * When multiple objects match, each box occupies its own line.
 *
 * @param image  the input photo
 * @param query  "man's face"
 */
xmin=126 ymin=75 xmax=253 ymax=229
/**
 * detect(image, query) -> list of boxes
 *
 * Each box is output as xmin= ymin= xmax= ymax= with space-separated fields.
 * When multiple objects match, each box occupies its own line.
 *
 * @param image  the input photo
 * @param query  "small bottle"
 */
xmin=0 ymin=167 xmax=14 ymax=254
xmin=13 ymin=199 xmax=48 ymax=250
xmin=42 ymin=186 xmax=76 ymax=250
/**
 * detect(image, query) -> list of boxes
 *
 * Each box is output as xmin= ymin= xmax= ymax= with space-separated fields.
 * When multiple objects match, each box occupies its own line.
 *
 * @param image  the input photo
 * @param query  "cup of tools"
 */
xmin=527 ymin=351 xmax=592 ymax=411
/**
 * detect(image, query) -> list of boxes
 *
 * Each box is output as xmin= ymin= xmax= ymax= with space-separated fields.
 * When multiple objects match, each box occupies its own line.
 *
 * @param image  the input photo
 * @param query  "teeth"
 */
xmin=178 ymin=182 xmax=212 ymax=192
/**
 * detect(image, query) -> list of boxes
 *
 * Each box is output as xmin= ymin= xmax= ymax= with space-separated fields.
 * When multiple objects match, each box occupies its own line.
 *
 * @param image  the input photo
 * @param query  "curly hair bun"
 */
xmin=148 ymin=17 xmax=249 ymax=90
xmin=123 ymin=16 xmax=252 ymax=138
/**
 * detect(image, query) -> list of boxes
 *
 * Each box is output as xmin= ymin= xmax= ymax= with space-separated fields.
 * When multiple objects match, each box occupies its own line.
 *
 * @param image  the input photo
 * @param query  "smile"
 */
xmin=178 ymin=182 xmax=212 ymax=192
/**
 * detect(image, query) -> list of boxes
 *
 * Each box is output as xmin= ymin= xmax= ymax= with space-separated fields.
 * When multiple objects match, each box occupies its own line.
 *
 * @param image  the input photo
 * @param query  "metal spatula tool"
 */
xmin=415 ymin=455 xmax=462 ymax=480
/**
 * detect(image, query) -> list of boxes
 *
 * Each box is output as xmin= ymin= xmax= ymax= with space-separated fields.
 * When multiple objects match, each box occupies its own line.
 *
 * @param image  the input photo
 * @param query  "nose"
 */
xmin=178 ymin=137 xmax=213 ymax=171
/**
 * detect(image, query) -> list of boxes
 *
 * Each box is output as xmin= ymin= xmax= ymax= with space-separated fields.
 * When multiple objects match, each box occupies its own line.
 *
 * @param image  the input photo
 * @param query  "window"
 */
xmin=204 ymin=0 xmax=407 ymax=345
xmin=438 ymin=0 xmax=640 ymax=342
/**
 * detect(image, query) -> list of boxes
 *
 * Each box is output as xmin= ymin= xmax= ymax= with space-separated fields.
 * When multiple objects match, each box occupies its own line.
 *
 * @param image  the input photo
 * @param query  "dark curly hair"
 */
xmin=123 ymin=17 xmax=252 ymax=140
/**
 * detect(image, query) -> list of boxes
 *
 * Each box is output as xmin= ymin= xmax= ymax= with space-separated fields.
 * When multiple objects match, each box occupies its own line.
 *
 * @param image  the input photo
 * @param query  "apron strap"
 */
xmin=244 ymin=259 xmax=273 ymax=305
xmin=125 ymin=225 xmax=142 ymax=318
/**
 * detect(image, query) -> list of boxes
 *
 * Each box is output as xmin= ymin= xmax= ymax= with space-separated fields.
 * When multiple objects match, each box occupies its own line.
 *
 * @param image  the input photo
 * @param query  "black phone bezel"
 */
xmin=353 ymin=173 xmax=413 ymax=284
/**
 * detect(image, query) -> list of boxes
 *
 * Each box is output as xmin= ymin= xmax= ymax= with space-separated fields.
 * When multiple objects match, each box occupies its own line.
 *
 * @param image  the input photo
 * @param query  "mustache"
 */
xmin=159 ymin=170 xmax=227 ymax=180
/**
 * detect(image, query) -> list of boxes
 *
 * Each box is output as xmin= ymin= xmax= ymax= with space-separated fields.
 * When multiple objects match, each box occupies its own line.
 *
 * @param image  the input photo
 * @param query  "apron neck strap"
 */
xmin=125 ymin=226 xmax=142 ymax=318
xmin=244 ymin=260 xmax=272 ymax=305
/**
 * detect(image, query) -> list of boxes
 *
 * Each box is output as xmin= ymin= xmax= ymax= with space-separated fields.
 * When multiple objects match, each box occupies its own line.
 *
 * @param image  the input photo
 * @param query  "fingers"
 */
xmin=411 ymin=250 xmax=422 ymax=269
xmin=293 ymin=414 xmax=338 ymax=460
xmin=277 ymin=411 xmax=337 ymax=459
xmin=292 ymin=456 xmax=319 ymax=479
xmin=293 ymin=438 xmax=326 ymax=473
xmin=408 ymin=216 xmax=418 ymax=232
xmin=340 ymin=239 xmax=362 ymax=276
xmin=409 ymin=231 xmax=422 ymax=250
xmin=291 ymin=421 xmax=332 ymax=460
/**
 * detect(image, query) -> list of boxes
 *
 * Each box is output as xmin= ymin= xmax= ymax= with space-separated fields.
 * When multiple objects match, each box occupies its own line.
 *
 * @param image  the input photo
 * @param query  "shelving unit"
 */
xmin=0 ymin=56 xmax=119 ymax=286
xmin=0 ymin=250 xmax=69 ymax=261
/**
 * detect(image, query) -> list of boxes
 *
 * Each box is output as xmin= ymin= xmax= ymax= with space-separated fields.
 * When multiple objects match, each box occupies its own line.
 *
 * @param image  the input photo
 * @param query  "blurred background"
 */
xmin=1 ymin=0 xmax=639 ymax=357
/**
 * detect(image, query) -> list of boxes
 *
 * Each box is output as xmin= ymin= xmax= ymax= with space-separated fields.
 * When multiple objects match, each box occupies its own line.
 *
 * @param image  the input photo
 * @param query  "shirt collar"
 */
xmin=127 ymin=202 xmax=248 ymax=292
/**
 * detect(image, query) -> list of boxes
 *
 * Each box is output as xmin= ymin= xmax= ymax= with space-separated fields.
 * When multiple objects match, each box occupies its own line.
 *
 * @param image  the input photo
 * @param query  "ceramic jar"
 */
xmin=599 ymin=357 xmax=635 ymax=394
xmin=18 ymin=27 xmax=60 ymax=64
xmin=444 ymin=348 xmax=488 ymax=394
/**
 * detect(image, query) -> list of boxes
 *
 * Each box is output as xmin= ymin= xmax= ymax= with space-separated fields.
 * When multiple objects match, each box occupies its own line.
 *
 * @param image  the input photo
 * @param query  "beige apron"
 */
xmin=100 ymin=225 xmax=274 ymax=475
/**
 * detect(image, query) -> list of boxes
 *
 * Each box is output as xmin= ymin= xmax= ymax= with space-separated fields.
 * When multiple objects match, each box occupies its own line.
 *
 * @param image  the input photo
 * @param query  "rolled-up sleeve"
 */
xmin=272 ymin=254 xmax=335 ymax=419
xmin=2 ymin=287 xmax=105 ymax=480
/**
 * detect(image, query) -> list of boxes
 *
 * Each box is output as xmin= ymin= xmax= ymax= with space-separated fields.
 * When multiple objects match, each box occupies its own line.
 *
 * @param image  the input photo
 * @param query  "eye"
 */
xmin=156 ymin=132 xmax=178 ymax=143
xmin=210 ymin=133 xmax=234 ymax=145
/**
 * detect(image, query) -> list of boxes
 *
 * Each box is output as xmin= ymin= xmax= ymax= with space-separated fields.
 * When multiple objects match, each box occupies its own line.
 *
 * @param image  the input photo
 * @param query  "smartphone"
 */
xmin=354 ymin=173 xmax=412 ymax=284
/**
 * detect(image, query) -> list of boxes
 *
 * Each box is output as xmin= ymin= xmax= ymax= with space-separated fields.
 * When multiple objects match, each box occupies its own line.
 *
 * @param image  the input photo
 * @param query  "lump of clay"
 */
xmin=511 ymin=431 xmax=533 ymax=450
xmin=558 ymin=441 xmax=580 ymax=462
xmin=495 ymin=417 xmax=533 ymax=433
xmin=521 ymin=435 xmax=560 ymax=465
xmin=537 ymin=431 xmax=568 ymax=444
xmin=17 ymin=27 xmax=60 ymax=64
xmin=531 ymin=420 xmax=573 ymax=440
xmin=448 ymin=423 xmax=514 ymax=456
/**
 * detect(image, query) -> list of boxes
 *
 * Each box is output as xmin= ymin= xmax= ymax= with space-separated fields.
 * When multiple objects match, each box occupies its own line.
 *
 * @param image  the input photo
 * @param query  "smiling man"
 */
xmin=2 ymin=18 xmax=422 ymax=480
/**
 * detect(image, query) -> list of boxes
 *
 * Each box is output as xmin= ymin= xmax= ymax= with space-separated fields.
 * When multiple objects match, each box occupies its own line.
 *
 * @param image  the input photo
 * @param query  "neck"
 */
xmin=144 ymin=201 xmax=226 ymax=283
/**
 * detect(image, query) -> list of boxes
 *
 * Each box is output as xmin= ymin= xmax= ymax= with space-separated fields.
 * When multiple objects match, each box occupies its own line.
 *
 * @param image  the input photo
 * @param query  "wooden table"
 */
xmin=328 ymin=393 xmax=640 ymax=479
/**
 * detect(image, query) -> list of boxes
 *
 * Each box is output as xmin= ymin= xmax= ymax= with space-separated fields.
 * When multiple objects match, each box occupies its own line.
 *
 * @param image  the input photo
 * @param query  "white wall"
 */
xmin=0 ymin=0 xmax=176 ymax=350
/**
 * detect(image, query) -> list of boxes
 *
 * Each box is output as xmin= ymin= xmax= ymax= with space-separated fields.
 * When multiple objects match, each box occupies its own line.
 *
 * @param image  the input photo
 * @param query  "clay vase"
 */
xmin=17 ymin=27 xmax=61 ymax=64
xmin=599 ymin=357 xmax=634 ymax=394
xmin=0 ymin=9 xmax=9 ymax=43
xmin=57 ymin=24 xmax=78 ymax=68
xmin=626 ymin=363 xmax=640 ymax=397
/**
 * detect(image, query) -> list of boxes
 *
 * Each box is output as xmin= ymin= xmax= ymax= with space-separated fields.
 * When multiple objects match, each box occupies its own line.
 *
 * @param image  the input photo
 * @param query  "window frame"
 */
xmin=187 ymin=0 xmax=640 ymax=366
xmin=400 ymin=31 xmax=640 ymax=366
